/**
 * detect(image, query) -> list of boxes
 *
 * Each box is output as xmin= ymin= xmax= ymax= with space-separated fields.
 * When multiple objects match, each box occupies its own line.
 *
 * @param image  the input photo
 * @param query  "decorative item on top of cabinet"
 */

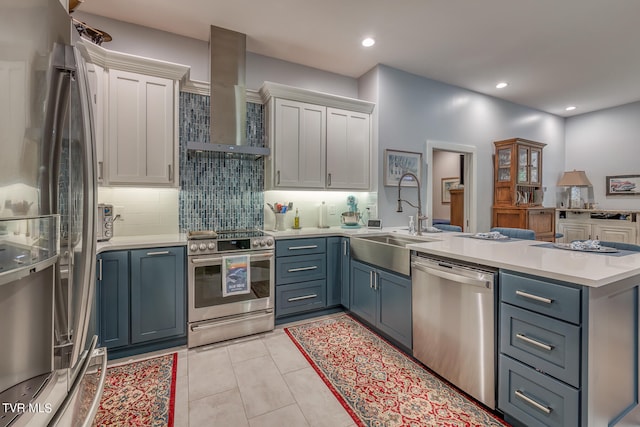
xmin=76 ymin=40 xmax=189 ymax=186
xmin=492 ymin=138 xmax=552 ymax=240
xmin=260 ymin=82 xmax=374 ymax=190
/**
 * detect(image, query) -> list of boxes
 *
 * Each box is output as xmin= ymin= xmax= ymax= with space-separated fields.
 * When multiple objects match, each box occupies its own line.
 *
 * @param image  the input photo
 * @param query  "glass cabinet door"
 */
xmin=517 ymin=146 xmax=529 ymax=183
xmin=497 ymin=148 xmax=511 ymax=182
xmin=529 ymin=148 xmax=541 ymax=185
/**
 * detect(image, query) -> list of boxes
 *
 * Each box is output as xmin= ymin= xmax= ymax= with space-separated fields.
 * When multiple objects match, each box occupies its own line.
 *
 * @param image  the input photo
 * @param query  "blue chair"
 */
xmin=434 ymin=224 xmax=462 ymax=232
xmin=490 ymin=227 xmax=535 ymax=240
xmin=580 ymin=240 xmax=640 ymax=252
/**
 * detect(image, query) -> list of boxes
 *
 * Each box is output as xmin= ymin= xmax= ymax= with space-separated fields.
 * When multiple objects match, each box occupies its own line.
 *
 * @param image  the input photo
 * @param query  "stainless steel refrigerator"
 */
xmin=0 ymin=0 xmax=106 ymax=425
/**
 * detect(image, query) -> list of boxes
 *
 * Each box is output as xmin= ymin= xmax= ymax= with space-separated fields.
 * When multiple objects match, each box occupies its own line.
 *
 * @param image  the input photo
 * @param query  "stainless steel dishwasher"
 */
xmin=411 ymin=254 xmax=497 ymax=409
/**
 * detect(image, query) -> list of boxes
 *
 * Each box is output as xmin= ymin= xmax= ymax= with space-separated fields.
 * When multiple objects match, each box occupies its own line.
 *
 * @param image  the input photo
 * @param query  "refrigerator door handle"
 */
xmin=68 ymin=46 xmax=98 ymax=367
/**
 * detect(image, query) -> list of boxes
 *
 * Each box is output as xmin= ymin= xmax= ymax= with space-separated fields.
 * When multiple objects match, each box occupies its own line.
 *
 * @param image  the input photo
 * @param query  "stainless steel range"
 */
xmin=187 ymin=230 xmax=275 ymax=348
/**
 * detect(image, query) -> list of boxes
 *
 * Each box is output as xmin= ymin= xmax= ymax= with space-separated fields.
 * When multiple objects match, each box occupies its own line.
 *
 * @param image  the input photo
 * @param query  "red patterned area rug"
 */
xmin=285 ymin=315 xmax=509 ymax=427
xmin=93 ymin=353 xmax=177 ymax=427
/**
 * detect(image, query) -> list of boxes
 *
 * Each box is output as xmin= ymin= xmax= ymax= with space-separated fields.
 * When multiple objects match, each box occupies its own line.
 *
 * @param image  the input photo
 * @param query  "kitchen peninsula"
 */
xmin=270 ymin=226 xmax=640 ymax=426
xmin=404 ymin=232 xmax=639 ymax=427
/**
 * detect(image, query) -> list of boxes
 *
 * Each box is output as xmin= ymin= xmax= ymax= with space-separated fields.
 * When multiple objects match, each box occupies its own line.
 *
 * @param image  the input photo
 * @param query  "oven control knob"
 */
xmin=190 ymin=244 xmax=198 ymax=252
xmin=199 ymin=243 xmax=207 ymax=251
xmin=253 ymin=240 xmax=259 ymax=247
xmin=259 ymin=240 xmax=266 ymax=247
xmin=266 ymin=239 xmax=274 ymax=247
xmin=207 ymin=242 xmax=216 ymax=250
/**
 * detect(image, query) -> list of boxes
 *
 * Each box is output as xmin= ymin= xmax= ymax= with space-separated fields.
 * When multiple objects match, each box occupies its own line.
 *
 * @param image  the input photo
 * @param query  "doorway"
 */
xmin=426 ymin=140 xmax=477 ymax=232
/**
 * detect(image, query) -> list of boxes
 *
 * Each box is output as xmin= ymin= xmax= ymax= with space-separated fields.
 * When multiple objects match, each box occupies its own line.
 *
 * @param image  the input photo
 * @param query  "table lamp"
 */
xmin=557 ymin=170 xmax=592 ymax=208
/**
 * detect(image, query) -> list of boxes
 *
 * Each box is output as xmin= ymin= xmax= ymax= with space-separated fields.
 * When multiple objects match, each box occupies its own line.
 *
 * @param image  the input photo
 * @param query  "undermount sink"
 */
xmin=350 ymin=234 xmax=436 ymax=276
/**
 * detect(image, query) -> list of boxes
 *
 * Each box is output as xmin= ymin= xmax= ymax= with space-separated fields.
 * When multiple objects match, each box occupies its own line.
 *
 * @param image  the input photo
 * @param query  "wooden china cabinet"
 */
xmin=492 ymin=138 xmax=555 ymax=241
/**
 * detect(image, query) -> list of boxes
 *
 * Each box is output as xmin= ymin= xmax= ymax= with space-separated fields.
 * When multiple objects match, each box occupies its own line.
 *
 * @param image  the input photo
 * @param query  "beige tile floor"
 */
xmin=112 ymin=317 xmax=640 ymax=427
xmin=111 ymin=315 xmax=356 ymax=427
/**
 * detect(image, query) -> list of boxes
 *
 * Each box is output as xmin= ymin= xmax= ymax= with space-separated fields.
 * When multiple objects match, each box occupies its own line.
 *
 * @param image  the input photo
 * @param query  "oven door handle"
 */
xmin=191 ymin=257 xmax=223 ymax=265
xmin=190 ymin=252 xmax=274 ymax=265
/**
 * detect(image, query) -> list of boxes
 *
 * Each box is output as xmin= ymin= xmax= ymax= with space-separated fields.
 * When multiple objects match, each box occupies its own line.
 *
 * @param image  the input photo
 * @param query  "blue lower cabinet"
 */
xmin=376 ymin=269 xmax=412 ymax=349
xmin=499 ymin=355 xmax=579 ymax=427
xmin=350 ymin=259 xmax=412 ymax=349
xmin=326 ymin=237 xmax=345 ymax=307
xmin=276 ymin=280 xmax=327 ymax=317
xmin=96 ymin=246 xmax=186 ymax=356
xmin=97 ymin=251 xmax=129 ymax=349
xmin=340 ymin=237 xmax=351 ymax=309
xmin=130 ymin=247 xmax=186 ymax=344
xmin=350 ymin=261 xmax=378 ymax=325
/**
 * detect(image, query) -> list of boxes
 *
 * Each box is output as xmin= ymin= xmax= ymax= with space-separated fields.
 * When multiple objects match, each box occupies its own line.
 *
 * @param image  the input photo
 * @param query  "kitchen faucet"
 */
xmin=396 ymin=172 xmax=427 ymax=235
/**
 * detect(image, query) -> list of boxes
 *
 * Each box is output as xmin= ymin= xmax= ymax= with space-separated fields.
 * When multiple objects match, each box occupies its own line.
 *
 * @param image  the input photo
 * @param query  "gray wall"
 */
xmin=362 ymin=65 xmax=566 ymax=230
xmin=565 ymin=101 xmax=640 ymax=210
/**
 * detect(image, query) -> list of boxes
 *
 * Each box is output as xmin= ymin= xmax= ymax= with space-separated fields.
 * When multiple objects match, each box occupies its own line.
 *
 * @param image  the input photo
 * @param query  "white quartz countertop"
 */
xmin=403 ymin=232 xmax=640 ymax=288
xmin=95 ymin=228 xmax=640 ymax=288
xmin=97 ymin=234 xmax=187 ymax=254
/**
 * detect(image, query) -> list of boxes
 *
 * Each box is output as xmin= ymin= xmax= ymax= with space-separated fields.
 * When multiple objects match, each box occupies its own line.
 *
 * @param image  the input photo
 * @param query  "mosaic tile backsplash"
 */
xmin=179 ymin=92 xmax=265 ymax=232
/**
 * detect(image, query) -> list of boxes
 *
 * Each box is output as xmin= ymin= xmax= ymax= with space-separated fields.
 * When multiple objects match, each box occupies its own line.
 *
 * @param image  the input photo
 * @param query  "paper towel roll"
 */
xmin=318 ymin=201 xmax=329 ymax=228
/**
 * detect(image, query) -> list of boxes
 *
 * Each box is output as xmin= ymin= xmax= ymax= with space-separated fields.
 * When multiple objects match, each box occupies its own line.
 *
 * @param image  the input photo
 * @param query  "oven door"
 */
xmin=188 ymin=250 xmax=274 ymax=323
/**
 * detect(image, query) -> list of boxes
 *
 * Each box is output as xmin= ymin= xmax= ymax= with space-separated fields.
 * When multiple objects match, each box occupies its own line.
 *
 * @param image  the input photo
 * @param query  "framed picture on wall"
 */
xmin=441 ymin=177 xmax=460 ymax=203
xmin=606 ymin=175 xmax=640 ymax=195
xmin=383 ymin=149 xmax=422 ymax=187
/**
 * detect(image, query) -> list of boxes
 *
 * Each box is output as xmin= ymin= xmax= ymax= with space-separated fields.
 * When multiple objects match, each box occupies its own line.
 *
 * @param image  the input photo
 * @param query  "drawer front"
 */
xmin=276 ymin=280 xmax=326 ymax=317
xmin=276 ymin=254 xmax=327 ymax=285
xmin=501 ymin=304 xmax=580 ymax=387
xmin=501 ymin=271 xmax=581 ymax=324
xmin=276 ymin=238 xmax=326 ymax=256
xmin=499 ymin=355 xmax=579 ymax=427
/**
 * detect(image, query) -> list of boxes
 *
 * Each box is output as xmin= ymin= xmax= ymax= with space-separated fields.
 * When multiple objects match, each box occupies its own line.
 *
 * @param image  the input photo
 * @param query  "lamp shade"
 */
xmin=557 ymin=170 xmax=592 ymax=187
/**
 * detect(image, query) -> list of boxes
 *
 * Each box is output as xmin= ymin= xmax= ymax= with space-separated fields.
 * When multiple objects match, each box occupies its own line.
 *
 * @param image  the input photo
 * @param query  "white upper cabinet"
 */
xmin=326 ymin=108 xmax=370 ymax=189
xmin=76 ymin=41 xmax=188 ymax=187
xmin=261 ymin=82 xmax=374 ymax=190
xmin=274 ymin=99 xmax=326 ymax=188
xmin=107 ymin=70 xmax=174 ymax=185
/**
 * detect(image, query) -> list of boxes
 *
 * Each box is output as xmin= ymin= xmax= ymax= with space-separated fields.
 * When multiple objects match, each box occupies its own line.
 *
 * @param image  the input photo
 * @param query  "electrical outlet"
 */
xmin=367 ymin=204 xmax=378 ymax=219
xmin=328 ymin=204 xmax=336 ymax=215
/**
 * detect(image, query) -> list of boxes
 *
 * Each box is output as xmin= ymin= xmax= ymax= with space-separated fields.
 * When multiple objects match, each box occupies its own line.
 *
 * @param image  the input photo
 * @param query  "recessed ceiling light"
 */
xmin=565 ymin=106 xmax=577 ymax=111
xmin=361 ymin=37 xmax=375 ymax=47
xmin=496 ymin=82 xmax=508 ymax=89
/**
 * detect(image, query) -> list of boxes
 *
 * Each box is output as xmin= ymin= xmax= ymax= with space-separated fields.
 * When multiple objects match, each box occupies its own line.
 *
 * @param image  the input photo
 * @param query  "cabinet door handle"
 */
xmin=516 ymin=333 xmax=554 ymax=351
xmin=288 ymin=245 xmax=318 ymax=250
xmin=98 ymin=258 xmax=103 ymax=281
xmin=98 ymin=161 xmax=103 ymax=181
xmin=168 ymin=164 xmax=172 ymax=181
xmin=515 ymin=290 xmax=553 ymax=304
xmin=343 ymin=240 xmax=348 ymax=256
xmin=287 ymin=265 xmax=318 ymax=273
xmin=288 ymin=294 xmax=317 ymax=302
xmin=514 ymin=390 xmax=552 ymax=414
xmin=327 ymin=173 xmax=332 ymax=186
xmin=277 ymin=170 xmax=280 ymax=185
xmin=147 ymin=250 xmax=170 ymax=256
xmin=369 ymin=271 xmax=374 ymax=289
xmin=374 ymin=272 xmax=378 ymax=290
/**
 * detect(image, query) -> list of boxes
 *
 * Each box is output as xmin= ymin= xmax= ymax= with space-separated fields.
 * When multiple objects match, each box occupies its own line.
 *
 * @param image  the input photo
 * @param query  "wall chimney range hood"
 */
xmin=187 ymin=26 xmax=269 ymax=156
